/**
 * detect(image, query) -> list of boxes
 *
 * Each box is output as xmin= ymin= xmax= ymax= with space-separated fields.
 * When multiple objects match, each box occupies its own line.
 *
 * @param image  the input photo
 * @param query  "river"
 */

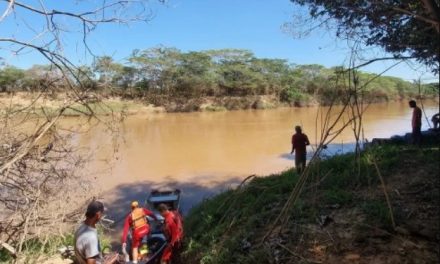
xmin=70 ymin=100 xmax=438 ymax=219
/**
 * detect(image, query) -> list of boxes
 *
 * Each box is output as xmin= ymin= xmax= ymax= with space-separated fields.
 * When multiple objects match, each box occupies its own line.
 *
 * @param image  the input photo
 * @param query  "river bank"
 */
xmin=1 ymin=132 xmax=439 ymax=263
xmin=1 ymin=92 xmax=438 ymax=116
xmin=1 ymin=93 xmax=439 ymax=263
xmin=182 ymin=139 xmax=440 ymax=263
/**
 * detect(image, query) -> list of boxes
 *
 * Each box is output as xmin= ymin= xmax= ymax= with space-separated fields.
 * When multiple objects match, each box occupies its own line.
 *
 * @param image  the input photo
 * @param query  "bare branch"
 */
xmin=0 ymin=0 xmax=14 ymax=22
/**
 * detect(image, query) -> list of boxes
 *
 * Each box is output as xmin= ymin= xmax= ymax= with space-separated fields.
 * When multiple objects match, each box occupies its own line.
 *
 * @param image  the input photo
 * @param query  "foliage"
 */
xmin=289 ymin=0 xmax=440 ymax=73
xmin=1 ymin=49 xmax=434 ymax=107
xmin=0 ymin=234 xmax=73 ymax=263
xmin=0 ymin=66 xmax=25 ymax=92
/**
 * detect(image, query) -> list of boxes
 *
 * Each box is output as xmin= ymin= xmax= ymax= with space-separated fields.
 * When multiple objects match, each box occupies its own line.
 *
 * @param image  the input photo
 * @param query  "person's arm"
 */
xmin=121 ymin=215 xmax=130 ymax=243
xmin=143 ymin=208 xmax=158 ymax=220
xmin=163 ymin=220 xmax=172 ymax=242
xmin=291 ymin=135 xmax=295 ymax=154
xmin=86 ymin=258 xmax=97 ymax=264
xmin=168 ymin=218 xmax=179 ymax=245
xmin=305 ymin=135 xmax=310 ymax=146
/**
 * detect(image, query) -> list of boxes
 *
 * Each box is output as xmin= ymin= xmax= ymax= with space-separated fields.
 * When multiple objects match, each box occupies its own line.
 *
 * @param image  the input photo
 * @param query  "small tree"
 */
xmin=0 ymin=66 xmax=25 ymax=92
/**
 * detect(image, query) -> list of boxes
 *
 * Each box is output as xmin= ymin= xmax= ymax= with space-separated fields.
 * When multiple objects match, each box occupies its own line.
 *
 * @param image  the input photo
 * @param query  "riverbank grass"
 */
xmin=0 ymin=226 xmax=113 ymax=264
xmin=183 ymin=143 xmax=439 ymax=264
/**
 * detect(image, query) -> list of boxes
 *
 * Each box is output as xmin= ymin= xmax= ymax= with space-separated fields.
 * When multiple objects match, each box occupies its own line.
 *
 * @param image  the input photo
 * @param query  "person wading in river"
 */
xmin=121 ymin=201 xmax=157 ymax=264
xmin=409 ymin=100 xmax=422 ymax=145
xmin=291 ymin=125 xmax=310 ymax=174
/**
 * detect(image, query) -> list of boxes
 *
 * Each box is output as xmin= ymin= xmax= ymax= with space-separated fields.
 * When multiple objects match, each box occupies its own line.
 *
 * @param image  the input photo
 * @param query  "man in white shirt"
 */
xmin=74 ymin=200 xmax=105 ymax=264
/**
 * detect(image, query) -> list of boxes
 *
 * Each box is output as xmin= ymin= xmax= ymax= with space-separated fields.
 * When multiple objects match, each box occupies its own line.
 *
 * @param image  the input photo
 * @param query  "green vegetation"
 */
xmin=0 ymin=226 xmax=112 ymax=263
xmin=0 ymin=235 xmax=72 ymax=264
xmin=183 ymin=143 xmax=439 ymax=264
xmin=289 ymin=1 xmax=439 ymax=73
xmin=1 ymin=48 xmax=437 ymax=112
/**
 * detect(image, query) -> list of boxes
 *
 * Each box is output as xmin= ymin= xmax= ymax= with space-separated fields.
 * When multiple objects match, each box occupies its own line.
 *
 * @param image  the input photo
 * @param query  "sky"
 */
xmin=0 ymin=0 xmax=438 ymax=83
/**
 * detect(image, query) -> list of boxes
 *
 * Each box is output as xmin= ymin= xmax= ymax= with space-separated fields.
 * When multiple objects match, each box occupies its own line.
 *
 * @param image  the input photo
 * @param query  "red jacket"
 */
xmin=121 ymin=208 xmax=156 ymax=243
xmin=163 ymin=211 xmax=183 ymax=245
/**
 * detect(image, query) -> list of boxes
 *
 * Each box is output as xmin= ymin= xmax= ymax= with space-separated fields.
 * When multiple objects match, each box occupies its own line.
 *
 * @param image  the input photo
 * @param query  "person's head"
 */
xmin=295 ymin=125 xmax=302 ymax=134
xmin=131 ymin=200 xmax=139 ymax=210
xmin=157 ymin=203 xmax=169 ymax=217
xmin=409 ymin=100 xmax=417 ymax=108
xmin=85 ymin=200 xmax=105 ymax=223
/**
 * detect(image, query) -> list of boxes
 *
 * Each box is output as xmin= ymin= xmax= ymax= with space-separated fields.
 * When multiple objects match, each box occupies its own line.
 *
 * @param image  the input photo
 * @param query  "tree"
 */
xmin=289 ymin=0 xmax=440 ymax=73
xmin=129 ymin=47 xmax=181 ymax=92
xmin=0 ymin=66 xmax=24 ymax=92
xmin=93 ymin=56 xmax=126 ymax=87
xmin=174 ymin=51 xmax=215 ymax=96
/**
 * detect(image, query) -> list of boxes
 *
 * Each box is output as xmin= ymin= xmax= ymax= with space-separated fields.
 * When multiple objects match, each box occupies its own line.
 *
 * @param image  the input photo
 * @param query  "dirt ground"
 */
xmin=272 ymin=151 xmax=439 ymax=264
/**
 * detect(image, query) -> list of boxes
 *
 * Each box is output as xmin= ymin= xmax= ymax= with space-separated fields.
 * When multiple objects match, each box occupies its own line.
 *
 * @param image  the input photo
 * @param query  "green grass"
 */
xmin=323 ymin=189 xmax=353 ymax=205
xmin=183 ymin=143 xmax=439 ymax=264
xmin=0 ymin=225 xmax=113 ymax=263
xmin=361 ymin=200 xmax=393 ymax=228
xmin=0 ymin=235 xmax=73 ymax=264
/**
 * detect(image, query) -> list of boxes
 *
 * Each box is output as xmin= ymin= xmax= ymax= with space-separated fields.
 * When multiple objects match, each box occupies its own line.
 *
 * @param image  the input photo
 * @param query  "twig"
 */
xmin=370 ymin=156 xmax=396 ymax=229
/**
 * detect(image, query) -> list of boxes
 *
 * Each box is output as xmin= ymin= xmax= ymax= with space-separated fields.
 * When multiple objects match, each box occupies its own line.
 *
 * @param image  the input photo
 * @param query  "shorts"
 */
xmin=132 ymin=225 xmax=149 ymax=248
xmin=295 ymin=153 xmax=307 ymax=167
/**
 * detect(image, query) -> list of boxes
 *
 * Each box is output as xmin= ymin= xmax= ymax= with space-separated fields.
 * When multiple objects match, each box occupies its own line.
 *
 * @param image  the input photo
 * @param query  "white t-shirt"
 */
xmin=74 ymin=223 xmax=102 ymax=264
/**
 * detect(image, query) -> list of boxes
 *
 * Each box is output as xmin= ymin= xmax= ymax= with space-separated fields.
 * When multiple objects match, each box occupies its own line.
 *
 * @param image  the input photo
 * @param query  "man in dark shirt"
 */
xmin=291 ymin=125 xmax=310 ymax=174
xmin=409 ymin=100 xmax=422 ymax=144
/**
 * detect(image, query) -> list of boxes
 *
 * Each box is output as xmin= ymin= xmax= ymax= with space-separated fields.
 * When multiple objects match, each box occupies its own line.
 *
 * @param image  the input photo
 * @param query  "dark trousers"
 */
xmin=412 ymin=126 xmax=421 ymax=145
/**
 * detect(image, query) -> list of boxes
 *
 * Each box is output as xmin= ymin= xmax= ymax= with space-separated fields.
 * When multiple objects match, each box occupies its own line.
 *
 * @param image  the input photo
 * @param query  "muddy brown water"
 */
xmin=66 ymin=101 xmax=438 ymax=224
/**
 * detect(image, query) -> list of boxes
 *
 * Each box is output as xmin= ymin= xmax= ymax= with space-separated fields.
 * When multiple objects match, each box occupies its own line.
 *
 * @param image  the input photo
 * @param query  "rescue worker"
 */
xmin=121 ymin=201 xmax=157 ymax=264
xmin=158 ymin=203 xmax=183 ymax=264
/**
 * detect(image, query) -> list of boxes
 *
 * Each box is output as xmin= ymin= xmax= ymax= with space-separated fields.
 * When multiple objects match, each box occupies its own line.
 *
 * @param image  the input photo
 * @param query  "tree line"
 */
xmin=0 ymin=48 xmax=437 ymax=105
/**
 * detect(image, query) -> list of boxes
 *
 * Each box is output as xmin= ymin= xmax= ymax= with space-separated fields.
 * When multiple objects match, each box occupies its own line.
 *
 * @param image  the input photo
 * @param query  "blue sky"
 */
xmin=0 ymin=0 xmax=437 ymax=82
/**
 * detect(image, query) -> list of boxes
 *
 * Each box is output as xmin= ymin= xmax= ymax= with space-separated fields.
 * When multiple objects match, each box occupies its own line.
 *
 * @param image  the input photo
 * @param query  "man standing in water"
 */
xmin=291 ymin=125 xmax=310 ymax=174
xmin=409 ymin=100 xmax=422 ymax=144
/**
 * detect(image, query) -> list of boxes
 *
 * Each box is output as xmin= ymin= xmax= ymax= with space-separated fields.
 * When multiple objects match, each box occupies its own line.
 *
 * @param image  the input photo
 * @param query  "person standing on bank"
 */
xmin=74 ymin=200 xmax=105 ymax=264
xmin=291 ymin=125 xmax=310 ymax=174
xmin=409 ymin=100 xmax=422 ymax=144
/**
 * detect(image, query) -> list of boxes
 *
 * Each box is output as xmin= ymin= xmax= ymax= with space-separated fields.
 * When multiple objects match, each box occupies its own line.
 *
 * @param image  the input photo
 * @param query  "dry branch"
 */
xmin=0 ymin=0 xmax=162 ymax=259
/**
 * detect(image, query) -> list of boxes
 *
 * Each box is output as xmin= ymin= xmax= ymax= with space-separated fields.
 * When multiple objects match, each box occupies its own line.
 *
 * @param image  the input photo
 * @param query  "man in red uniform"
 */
xmin=291 ymin=125 xmax=310 ymax=174
xmin=409 ymin=100 xmax=422 ymax=144
xmin=121 ymin=201 xmax=156 ymax=264
xmin=158 ymin=203 xmax=183 ymax=264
